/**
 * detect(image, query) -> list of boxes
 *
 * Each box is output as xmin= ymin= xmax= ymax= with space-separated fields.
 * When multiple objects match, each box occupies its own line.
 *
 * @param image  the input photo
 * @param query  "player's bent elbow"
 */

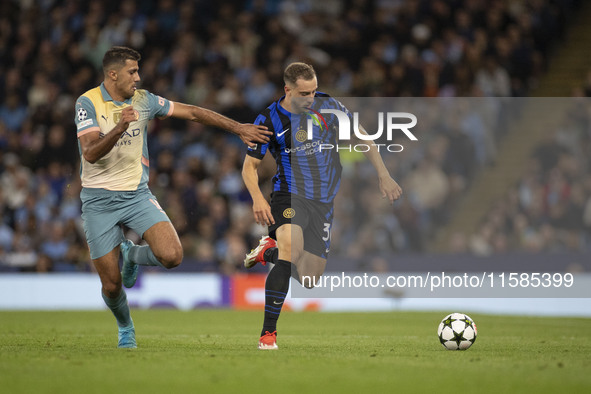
xmin=82 ymin=150 xmax=98 ymax=164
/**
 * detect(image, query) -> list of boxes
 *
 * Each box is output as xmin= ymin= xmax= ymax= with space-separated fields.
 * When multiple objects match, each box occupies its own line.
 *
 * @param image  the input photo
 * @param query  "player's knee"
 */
xmin=102 ymin=281 xmax=122 ymax=299
xmin=291 ymin=248 xmax=304 ymax=263
xmin=276 ymin=236 xmax=303 ymax=262
xmin=279 ymin=243 xmax=302 ymax=263
xmin=158 ymin=246 xmax=183 ymax=269
xmin=301 ymin=274 xmax=321 ymax=289
xmin=299 ymin=266 xmax=325 ymax=289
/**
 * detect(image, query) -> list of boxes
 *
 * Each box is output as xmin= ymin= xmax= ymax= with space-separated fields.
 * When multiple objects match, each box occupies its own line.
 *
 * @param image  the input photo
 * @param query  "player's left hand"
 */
xmin=235 ymin=124 xmax=272 ymax=148
xmin=379 ymin=175 xmax=402 ymax=204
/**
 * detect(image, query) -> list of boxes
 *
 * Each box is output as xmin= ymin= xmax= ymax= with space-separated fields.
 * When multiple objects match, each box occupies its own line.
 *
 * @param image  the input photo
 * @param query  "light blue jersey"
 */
xmin=75 ymin=83 xmax=173 ymax=191
xmin=75 ymin=83 xmax=173 ymax=259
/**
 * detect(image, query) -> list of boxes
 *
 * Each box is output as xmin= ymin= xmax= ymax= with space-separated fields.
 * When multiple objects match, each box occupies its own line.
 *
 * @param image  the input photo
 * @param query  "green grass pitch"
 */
xmin=1 ymin=310 xmax=590 ymax=393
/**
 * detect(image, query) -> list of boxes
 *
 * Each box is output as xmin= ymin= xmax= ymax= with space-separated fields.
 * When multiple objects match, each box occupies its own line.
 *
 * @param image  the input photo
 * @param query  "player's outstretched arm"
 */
xmin=242 ymin=155 xmax=275 ymax=226
xmin=354 ymin=126 xmax=403 ymax=204
xmin=171 ymin=102 xmax=271 ymax=147
xmin=79 ymin=106 xmax=137 ymax=164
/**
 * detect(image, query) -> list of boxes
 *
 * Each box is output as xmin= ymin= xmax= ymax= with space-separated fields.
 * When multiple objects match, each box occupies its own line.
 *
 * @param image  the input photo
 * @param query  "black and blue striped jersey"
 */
xmin=247 ymin=93 xmax=351 ymax=204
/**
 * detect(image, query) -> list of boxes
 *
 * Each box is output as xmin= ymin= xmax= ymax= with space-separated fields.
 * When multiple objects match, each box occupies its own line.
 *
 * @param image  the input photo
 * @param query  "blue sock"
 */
xmin=129 ymin=245 xmax=164 ymax=268
xmin=102 ymin=289 xmax=133 ymax=328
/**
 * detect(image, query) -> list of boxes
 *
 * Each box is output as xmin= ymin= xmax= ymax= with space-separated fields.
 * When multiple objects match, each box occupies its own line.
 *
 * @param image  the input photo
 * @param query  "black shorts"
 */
xmin=268 ymin=191 xmax=334 ymax=259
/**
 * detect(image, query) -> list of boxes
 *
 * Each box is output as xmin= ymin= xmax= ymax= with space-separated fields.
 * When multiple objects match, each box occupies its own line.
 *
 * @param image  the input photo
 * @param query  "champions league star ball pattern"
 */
xmin=77 ymin=107 xmax=88 ymax=121
xmin=437 ymin=313 xmax=477 ymax=350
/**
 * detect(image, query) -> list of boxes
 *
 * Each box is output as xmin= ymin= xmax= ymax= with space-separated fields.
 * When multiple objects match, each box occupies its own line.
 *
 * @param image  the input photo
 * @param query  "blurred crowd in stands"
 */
xmin=455 ymin=97 xmax=591 ymax=256
xmin=0 ymin=0 xmax=585 ymax=273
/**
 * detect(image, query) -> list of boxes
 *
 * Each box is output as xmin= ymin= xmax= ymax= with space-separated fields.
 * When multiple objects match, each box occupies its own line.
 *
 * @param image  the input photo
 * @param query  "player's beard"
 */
xmin=117 ymin=81 xmax=136 ymax=100
xmin=127 ymin=84 xmax=137 ymax=99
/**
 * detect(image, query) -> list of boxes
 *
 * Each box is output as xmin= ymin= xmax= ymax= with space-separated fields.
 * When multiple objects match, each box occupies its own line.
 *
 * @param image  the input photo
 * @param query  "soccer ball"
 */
xmin=437 ymin=313 xmax=477 ymax=350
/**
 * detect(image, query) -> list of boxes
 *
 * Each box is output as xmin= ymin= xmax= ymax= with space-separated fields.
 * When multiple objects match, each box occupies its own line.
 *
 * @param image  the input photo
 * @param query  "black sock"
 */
xmin=261 ymin=259 xmax=291 ymax=336
xmin=263 ymin=247 xmax=298 ymax=282
xmin=263 ymin=247 xmax=278 ymax=264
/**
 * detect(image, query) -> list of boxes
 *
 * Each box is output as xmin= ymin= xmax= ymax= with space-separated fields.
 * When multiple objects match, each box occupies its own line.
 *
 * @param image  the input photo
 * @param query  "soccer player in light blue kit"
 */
xmin=74 ymin=47 xmax=270 ymax=348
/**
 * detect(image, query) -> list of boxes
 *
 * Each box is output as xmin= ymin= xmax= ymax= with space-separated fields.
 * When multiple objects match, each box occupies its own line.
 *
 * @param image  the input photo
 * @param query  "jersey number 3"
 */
xmin=322 ymin=223 xmax=331 ymax=242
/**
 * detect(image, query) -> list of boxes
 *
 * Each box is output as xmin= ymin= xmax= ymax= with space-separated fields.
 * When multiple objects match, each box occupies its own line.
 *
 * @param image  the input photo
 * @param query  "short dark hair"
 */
xmin=284 ymin=62 xmax=316 ymax=86
xmin=102 ymin=46 xmax=141 ymax=73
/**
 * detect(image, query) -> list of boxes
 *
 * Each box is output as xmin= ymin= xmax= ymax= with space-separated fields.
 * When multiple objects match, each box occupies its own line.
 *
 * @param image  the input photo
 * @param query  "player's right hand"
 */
xmin=253 ymin=198 xmax=275 ymax=226
xmin=117 ymin=106 xmax=138 ymax=131
xmin=235 ymin=123 xmax=272 ymax=148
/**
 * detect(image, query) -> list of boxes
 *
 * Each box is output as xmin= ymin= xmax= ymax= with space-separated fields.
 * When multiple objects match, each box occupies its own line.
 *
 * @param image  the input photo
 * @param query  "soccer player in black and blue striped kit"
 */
xmin=242 ymin=63 xmax=402 ymax=349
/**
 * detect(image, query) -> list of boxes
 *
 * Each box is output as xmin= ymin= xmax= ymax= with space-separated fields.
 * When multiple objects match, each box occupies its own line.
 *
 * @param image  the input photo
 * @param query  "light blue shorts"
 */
xmin=81 ymin=187 xmax=170 ymax=260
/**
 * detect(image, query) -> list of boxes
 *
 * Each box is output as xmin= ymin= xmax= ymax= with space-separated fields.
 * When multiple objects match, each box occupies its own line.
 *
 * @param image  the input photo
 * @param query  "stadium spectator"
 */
xmin=0 ymin=92 xmax=28 ymax=132
xmin=470 ymin=97 xmax=591 ymax=255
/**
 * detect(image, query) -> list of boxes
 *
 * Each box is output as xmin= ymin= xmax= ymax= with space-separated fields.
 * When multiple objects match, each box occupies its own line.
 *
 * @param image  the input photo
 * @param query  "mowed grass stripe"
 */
xmin=0 ymin=310 xmax=590 ymax=393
